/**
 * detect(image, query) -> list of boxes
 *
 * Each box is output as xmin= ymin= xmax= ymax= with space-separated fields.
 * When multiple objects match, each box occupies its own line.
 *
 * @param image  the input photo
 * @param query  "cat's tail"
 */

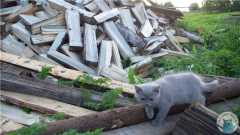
xmin=201 ymin=80 xmax=219 ymax=93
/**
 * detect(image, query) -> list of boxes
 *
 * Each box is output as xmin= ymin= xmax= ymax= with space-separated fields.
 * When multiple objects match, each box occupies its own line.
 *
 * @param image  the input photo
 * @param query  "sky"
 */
xmin=149 ymin=0 xmax=204 ymax=11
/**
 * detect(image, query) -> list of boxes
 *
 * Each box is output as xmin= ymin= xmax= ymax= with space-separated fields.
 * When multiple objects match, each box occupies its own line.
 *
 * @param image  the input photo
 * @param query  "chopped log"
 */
xmin=103 ymin=21 xmax=134 ymax=59
xmin=0 ymin=51 xmax=136 ymax=95
xmin=11 ymin=22 xmax=41 ymax=54
xmin=98 ymin=40 xmax=113 ymax=74
xmin=47 ymin=50 xmax=96 ymax=75
xmin=33 ymin=80 xmax=240 ymax=134
xmin=116 ymin=23 xmax=145 ymax=48
xmin=65 ymin=9 xmax=83 ymax=50
xmin=41 ymin=25 xmax=66 ymax=35
xmin=84 ymin=23 xmax=98 ymax=63
xmin=1 ymin=34 xmax=34 ymax=57
xmin=0 ymin=5 xmax=22 ymax=16
xmin=30 ymin=14 xmax=65 ymax=34
xmin=5 ymin=4 xmax=38 ymax=23
xmin=0 ymin=72 xmax=85 ymax=107
xmin=48 ymin=0 xmax=95 ymax=18
xmin=172 ymin=103 xmax=240 ymax=135
xmin=20 ymin=14 xmax=42 ymax=26
xmin=31 ymin=34 xmax=56 ymax=45
xmin=94 ymin=8 xmax=120 ymax=23
xmin=112 ymin=41 xmax=123 ymax=69
xmin=119 ymin=8 xmax=136 ymax=33
xmin=48 ymin=31 xmax=66 ymax=51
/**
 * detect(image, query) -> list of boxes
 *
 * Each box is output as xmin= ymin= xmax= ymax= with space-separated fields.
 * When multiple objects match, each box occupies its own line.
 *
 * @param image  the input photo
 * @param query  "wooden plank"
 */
xmin=1 ymin=102 xmax=43 ymax=125
xmin=11 ymin=22 xmax=41 ymax=54
xmin=0 ymin=116 xmax=24 ymax=134
xmin=0 ymin=91 xmax=94 ymax=117
xmin=65 ymin=9 xmax=83 ymax=50
xmin=0 ymin=51 xmax=135 ymax=95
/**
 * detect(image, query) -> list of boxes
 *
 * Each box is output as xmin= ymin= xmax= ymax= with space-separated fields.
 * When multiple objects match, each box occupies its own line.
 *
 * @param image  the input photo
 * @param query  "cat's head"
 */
xmin=134 ymin=83 xmax=160 ymax=106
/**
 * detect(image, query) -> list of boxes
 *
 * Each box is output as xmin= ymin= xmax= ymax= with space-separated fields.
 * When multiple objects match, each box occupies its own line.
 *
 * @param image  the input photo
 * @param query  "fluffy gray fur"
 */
xmin=135 ymin=72 xmax=219 ymax=125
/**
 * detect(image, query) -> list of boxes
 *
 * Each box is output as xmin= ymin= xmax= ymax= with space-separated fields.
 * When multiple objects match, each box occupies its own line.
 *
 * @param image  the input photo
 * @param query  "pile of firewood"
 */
xmin=0 ymin=0 xmax=203 ymax=82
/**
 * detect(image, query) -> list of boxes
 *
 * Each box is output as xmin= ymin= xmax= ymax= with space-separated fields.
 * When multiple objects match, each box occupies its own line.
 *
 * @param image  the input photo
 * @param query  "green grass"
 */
xmin=150 ymin=12 xmax=240 ymax=78
xmin=59 ymin=129 xmax=102 ymax=135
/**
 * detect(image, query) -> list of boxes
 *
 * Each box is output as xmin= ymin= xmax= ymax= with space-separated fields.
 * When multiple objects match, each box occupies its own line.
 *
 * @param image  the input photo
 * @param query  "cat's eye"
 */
xmin=141 ymin=98 xmax=145 ymax=100
xmin=150 ymin=98 xmax=153 ymax=101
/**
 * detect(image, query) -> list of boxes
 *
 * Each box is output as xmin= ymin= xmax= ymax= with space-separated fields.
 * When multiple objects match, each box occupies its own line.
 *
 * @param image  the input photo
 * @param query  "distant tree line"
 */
xmin=147 ymin=0 xmax=240 ymax=12
xmin=190 ymin=0 xmax=240 ymax=12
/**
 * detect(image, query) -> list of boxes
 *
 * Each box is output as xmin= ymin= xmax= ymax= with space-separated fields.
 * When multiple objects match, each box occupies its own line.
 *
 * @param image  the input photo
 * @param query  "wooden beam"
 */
xmin=0 ymin=91 xmax=94 ymax=118
xmin=0 ymin=51 xmax=135 ymax=95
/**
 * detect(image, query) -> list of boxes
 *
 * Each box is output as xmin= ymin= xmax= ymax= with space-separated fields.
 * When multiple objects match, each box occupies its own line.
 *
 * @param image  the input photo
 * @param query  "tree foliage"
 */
xmin=203 ymin=0 xmax=232 ymax=12
xmin=189 ymin=3 xmax=200 ymax=11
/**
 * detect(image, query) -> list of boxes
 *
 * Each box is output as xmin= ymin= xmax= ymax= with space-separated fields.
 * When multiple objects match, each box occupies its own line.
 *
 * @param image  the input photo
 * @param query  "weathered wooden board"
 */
xmin=0 ymin=51 xmax=135 ymax=95
xmin=0 ymin=91 xmax=94 ymax=117
xmin=0 ymin=116 xmax=24 ymax=134
xmin=1 ymin=102 xmax=43 ymax=125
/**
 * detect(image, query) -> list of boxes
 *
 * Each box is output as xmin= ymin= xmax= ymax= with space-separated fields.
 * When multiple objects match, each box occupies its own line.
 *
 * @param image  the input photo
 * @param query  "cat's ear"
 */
xmin=135 ymin=86 xmax=143 ymax=95
xmin=153 ymin=85 xmax=160 ymax=94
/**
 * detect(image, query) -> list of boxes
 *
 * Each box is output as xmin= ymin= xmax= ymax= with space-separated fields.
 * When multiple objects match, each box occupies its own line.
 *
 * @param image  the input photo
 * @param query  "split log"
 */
xmin=30 ymin=80 xmax=240 ymax=134
xmin=173 ymin=104 xmax=240 ymax=135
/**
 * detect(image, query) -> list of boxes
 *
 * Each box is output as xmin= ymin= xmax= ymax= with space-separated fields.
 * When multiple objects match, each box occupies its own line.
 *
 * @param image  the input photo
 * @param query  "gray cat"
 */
xmin=135 ymin=72 xmax=219 ymax=125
